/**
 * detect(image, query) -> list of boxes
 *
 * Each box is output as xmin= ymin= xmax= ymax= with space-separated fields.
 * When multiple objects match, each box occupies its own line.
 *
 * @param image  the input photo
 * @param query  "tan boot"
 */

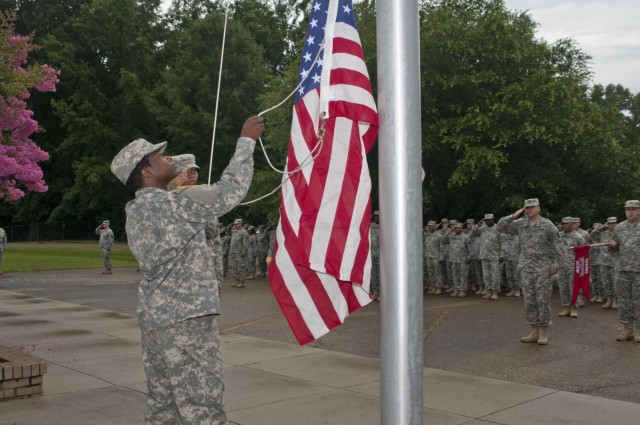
xmin=247 ymin=273 xmax=255 ymax=280
xmin=426 ymin=287 xmax=435 ymax=294
xmin=612 ymin=298 xmax=619 ymax=310
xmin=520 ymin=325 xmax=539 ymax=343
xmin=577 ymin=294 xmax=586 ymax=307
xmin=570 ymin=307 xmax=578 ymax=318
xmin=490 ymin=290 xmax=498 ymax=300
xmin=482 ymin=290 xmax=492 ymax=300
xmin=595 ymin=295 xmax=603 ymax=303
xmin=475 ymin=288 xmax=484 ymax=295
xmin=558 ymin=307 xmax=570 ymax=317
xmin=616 ymin=323 xmax=633 ymax=341
xmin=434 ymin=287 xmax=442 ymax=295
xmin=602 ymin=297 xmax=613 ymax=309
xmin=458 ymin=291 xmax=466 ymax=298
xmin=450 ymin=290 xmax=459 ymax=297
xmin=537 ymin=327 xmax=548 ymax=345
xmin=505 ymin=290 xmax=515 ymax=297
xmin=514 ymin=289 xmax=522 ymax=297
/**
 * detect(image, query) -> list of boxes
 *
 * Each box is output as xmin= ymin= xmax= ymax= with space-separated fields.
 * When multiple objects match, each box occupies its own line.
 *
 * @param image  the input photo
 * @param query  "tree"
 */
xmin=0 ymin=11 xmax=59 ymax=201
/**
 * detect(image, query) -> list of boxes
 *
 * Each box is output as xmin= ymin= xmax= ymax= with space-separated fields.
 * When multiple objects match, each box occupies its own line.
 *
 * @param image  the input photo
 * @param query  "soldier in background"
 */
xmin=501 ymin=232 xmax=522 ymax=297
xmin=246 ymin=226 xmax=257 ymax=280
xmin=497 ymin=198 xmax=565 ymax=345
xmin=593 ymin=218 xmax=618 ymax=309
xmin=442 ymin=222 xmax=471 ymax=297
xmin=608 ymin=200 xmax=640 ymax=342
xmin=219 ymin=224 xmax=230 ymax=277
xmin=557 ymin=217 xmax=586 ymax=318
xmin=95 ymin=220 xmax=114 ymax=274
xmin=589 ymin=222 xmax=605 ymax=303
xmin=255 ymin=225 xmax=269 ymax=277
xmin=370 ymin=211 xmax=380 ymax=301
xmin=0 ymin=225 xmax=7 ymax=275
xmin=439 ymin=218 xmax=453 ymax=291
xmin=468 ymin=219 xmax=484 ymax=294
xmin=472 ymin=214 xmax=502 ymax=300
xmin=230 ymin=218 xmax=250 ymax=288
xmin=424 ymin=221 xmax=444 ymax=294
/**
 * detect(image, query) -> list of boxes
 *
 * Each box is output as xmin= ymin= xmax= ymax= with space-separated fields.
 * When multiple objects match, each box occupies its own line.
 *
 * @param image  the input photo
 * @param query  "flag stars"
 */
xmin=303 ymin=52 xmax=312 ymax=62
xmin=317 ymin=58 xmax=323 ymax=68
xmin=297 ymin=86 xmax=305 ymax=96
xmin=300 ymin=68 xmax=310 ymax=79
xmin=307 ymin=35 xmax=315 ymax=45
xmin=313 ymin=2 xmax=321 ymax=12
xmin=342 ymin=4 xmax=351 ymax=14
xmin=310 ymin=18 xmax=318 ymax=28
xmin=312 ymin=73 xmax=321 ymax=84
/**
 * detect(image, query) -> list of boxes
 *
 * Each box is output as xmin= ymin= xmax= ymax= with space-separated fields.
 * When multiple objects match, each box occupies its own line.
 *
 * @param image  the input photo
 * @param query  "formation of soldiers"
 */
xmin=223 ymin=219 xmax=276 ymax=288
xmin=421 ymin=198 xmax=640 ymax=344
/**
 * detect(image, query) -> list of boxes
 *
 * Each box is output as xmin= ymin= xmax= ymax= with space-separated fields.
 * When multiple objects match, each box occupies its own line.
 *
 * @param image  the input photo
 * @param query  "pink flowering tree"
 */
xmin=0 ymin=11 xmax=59 ymax=201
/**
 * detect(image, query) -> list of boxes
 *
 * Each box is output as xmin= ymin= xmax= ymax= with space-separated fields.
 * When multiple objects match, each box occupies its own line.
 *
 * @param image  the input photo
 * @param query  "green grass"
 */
xmin=2 ymin=247 xmax=138 ymax=272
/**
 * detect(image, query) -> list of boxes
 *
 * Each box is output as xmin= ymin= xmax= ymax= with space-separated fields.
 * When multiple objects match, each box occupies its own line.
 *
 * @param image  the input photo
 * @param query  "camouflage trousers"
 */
xmin=247 ymin=253 xmax=257 ymax=275
xmin=504 ymin=259 xmax=521 ymax=290
xmin=522 ymin=271 xmax=552 ymax=327
xmin=616 ymin=270 xmax=640 ymax=326
xmin=371 ymin=255 xmax=380 ymax=295
xmin=451 ymin=262 xmax=469 ymax=292
xmin=140 ymin=315 xmax=226 ymax=425
xmin=590 ymin=265 xmax=604 ymax=296
xmin=222 ymin=254 xmax=228 ymax=277
xmin=441 ymin=258 xmax=453 ymax=286
xmin=599 ymin=265 xmax=616 ymax=297
xmin=100 ymin=246 xmax=112 ymax=270
xmin=229 ymin=252 xmax=247 ymax=283
xmin=557 ymin=264 xmax=577 ymax=307
xmin=472 ymin=259 xmax=484 ymax=287
xmin=482 ymin=260 xmax=501 ymax=291
xmin=425 ymin=258 xmax=443 ymax=288
xmin=257 ymin=249 xmax=268 ymax=274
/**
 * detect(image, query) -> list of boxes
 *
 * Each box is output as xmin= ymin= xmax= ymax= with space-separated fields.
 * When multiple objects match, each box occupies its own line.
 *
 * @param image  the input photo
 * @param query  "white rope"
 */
xmin=207 ymin=11 xmax=228 ymax=185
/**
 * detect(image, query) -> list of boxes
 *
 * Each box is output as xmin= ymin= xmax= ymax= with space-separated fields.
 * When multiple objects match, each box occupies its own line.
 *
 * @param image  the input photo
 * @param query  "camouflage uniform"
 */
xmin=95 ymin=224 xmax=114 ymax=271
xmin=469 ymin=225 xmax=483 ymax=290
xmin=256 ymin=229 xmax=268 ymax=276
xmin=439 ymin=223 xmax=453 ymax=286
xmin=230 ymin=227 xmax=250 ymax=284
xmin=611 ymin=218 xmax=640 ymax=327
xmin=247 ymin=230 xmax=257 ymax=276
xmin=370 ymin=220 xmax=380 ymax=298
xmin=220 ymin=230 xmax=230 ymax=277
xmin=500 ymin=233 xmax=522 ymax=291
xmin=472 ymin=224 xmax=502 ymax=291
xmin=112 ymin=136 xmax=255 ymax=424
xmin=423 ymin=229 xmax=444 ymax=289
xmin=497 ymin=213 xmax=565 ymax=327
xmin=589 ymin=227 xmax=604 ymax=299
xmin=558 ymin=229 xmax=586 ymax=307
xmin=442 ymin=231 xmax=471 ymax=292
xmin=592 ymin=226 xmax=615 ymax=298
xmin=0 ymin=227 xmax=6 ymax=274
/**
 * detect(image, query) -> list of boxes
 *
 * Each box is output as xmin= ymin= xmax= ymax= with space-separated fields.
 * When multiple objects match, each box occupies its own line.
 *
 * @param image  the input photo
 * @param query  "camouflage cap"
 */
xmin=234 ymin=218 xmax=243 ymax=224
xmin=624 ymin=200 xmax=640 ymax=208
xmin=571 ymin=217 xmax=580 ymax=223
xmin=111 ymin=138 xmax=167 ymax=184
xmin=248 ymin=226 xmax=256 ymax=231
xmin=607 ymin=217 xmax=617 ymax=224
xmin=441 ymin=218 xmax=449 ymax=223
xmin=524 ymin=198 xmax=539 ymax=207
xmin=427 ymin=220 xmax=437 ymax=226
xmin=561 ymin=216 xmax=573 ymax=224
xmin=592 ymin=223 xmax=602 ymax=228
xmin=102 ymin=220 xmax=110 ymax=225
xmin=484 ymin=214 xmax=494 ymax=220
xmin=466 ymin=218 xmax=475 ymax=224
xmin=171 ymin=154 xmax=199 ymax=173
xmin=453 ymin=222 xmax=463 ymax=228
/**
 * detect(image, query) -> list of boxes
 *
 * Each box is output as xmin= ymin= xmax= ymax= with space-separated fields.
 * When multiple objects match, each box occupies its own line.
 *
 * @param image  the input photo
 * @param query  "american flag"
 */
xmin=268 ymin=0 xmax=378 ymax=345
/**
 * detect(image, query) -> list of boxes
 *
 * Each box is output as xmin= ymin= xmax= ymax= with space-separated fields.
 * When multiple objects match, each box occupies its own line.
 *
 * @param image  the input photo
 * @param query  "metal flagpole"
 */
xmin=376 ymin=0 xmax=423 ymax=423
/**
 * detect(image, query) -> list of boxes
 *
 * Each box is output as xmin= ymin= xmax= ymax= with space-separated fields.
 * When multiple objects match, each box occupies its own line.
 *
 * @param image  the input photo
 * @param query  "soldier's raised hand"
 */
xmin=240 ymin=116 xmax=265 ymax=140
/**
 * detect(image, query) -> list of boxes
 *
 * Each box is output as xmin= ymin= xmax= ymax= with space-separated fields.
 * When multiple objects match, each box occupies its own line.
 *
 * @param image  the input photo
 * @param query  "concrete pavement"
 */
xmin=1 ymin=288 xmax=639 ymax=425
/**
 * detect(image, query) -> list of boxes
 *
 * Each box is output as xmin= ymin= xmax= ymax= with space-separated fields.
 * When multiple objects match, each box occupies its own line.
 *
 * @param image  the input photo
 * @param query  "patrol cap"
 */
xmin=607 ymin=217 xmax=617 ymax=224
xmin=102 ymin=220 xmax=110 ymax=225
xmin=624 ymin=200 xmax=640 ymax=208
xmin=524 ymin=198 xmax=539 ymax=207
xmin=171 ymin=154 xmax=199 ymax=173
xmin=453 ymin=222 xmax=463 ymax=228
xmin=233 ymin=218 xmax=243 ymax=224
xmin=592 ymin=223 xmax=602 ymax=228
xmin=466 ymin=219 xmax=475 ymax=224
xmin=561 ymin=217 xmax=573 ymax=224
xmin=248 ymin=226 xmax=255 ymax=231
xmin=111 ymin=138 xmax=168 ymax=185
xmin=427 ymin=220 xmax=437 ymax=226
xmin=484 ymin=214 xmax=494 ymax=220
xmin=571 ymin=217 xmax=579 ymax=223
xmin=441 ymin=218 xmax=449 ymax=223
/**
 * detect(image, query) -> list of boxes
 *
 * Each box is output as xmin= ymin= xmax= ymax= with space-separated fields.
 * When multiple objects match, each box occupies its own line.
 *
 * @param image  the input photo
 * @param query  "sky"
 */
xmin=504 ymin=0 xmax=640 ymax=93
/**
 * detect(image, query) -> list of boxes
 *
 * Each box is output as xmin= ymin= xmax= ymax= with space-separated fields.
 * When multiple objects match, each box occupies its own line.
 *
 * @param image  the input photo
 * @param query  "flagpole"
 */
xmin=376 ymin=0 xmax=423 ymax=423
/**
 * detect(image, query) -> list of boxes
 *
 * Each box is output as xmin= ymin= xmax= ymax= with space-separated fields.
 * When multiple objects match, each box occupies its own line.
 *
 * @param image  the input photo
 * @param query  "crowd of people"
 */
xmin=415 ymin=198 xmax=640 ymax=345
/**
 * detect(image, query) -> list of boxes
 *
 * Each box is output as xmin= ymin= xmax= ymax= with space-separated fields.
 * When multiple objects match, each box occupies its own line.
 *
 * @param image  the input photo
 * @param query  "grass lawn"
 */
xmin=2 ymin=243 xmax=137 ymax=272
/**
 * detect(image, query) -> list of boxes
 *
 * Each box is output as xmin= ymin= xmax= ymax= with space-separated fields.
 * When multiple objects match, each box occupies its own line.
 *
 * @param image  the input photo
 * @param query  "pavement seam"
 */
xmin=474 ymin=389 xmax=560 ymax=420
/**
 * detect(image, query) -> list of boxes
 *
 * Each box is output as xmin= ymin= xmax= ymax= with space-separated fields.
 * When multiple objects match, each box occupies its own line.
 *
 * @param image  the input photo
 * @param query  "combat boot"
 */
xmin=434 ymin=287 xmax=442 ymax=295
xmin=537 ymin=327 xmax=548 ymax=345
xmin=426 ymin=287 xmax=436 ymax=294
xmin=445 ymin=286 xmax=454 ymax=293
xmin=634 ymin=324 xmax=640 ymax=343
xmin=482 ymin=291 xmax=492 ymax=300
xmin=475 ymin=287 xmax=484 ymax=295
xmin=558 ymin=307 xmax=570 ymax=317
xmin=505 ymin=289 xmax=515 ymax=297
xmin=602 ymin=297 xmax=613 ymax=309
xmin=570 ymin=307 xmax=578 ymax=318
xmin=490 ymin=290 xmax=498 ymax=300
xmin=514 ymin=289 xmax=522 ymax=297
xmin=457 ymin=291 xmax=466 ymax=298
xmin=450 ymin=290 xmax=459 ymax=297
xmin=616 ymin=323 xmax=633 ymax=341
xmin=480 ymin=288 xmax=489 ymax=295
xmin=595 ymin=295 xmax=603 ymax=303
xmin=520 ymin=325 xmax=539 ymax=343
xmin=612 ymin=297 xmax=619 ymax=310
xmin=578 ymin=294 xmax=586 ymax=307
xmin=235 ymin=282 xmax=245 ymax=288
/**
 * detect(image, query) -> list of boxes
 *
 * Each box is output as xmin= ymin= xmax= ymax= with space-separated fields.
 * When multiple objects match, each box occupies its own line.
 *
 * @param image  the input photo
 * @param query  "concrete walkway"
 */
xmin=1 ymin=288 xmax=639 ymax=425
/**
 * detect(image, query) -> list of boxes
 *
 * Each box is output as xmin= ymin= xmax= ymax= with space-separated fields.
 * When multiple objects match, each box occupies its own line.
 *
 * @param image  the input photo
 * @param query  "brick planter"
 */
xmin=0 ymin=346 xmax=47 ymax=400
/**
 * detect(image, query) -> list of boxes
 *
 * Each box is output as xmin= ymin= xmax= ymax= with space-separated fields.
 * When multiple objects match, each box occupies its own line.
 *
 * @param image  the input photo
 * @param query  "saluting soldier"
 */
xmin=246 ymin=226 xmax=257 ymax=280
xmin=255 ymin=225 xmax=269 ymax=277
xmin=472 ymin=214 xmax=502 ymax=300
xmin=230 ymin=218 xmax=250 ymax=288
xmin=500 ymin=232 xmax=522 ymax=297
xmin=442 ymin=222 xmax=471 ymax=297
xmin=557 ymin=217 xmax=586 ymax=318
xmin=95 ymin=220 xmax=114 ymax=274
xmin=589 ymin=222 xmax=605 ymax=303
xmin=424 ymin=221 xmax=445 ymax=294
